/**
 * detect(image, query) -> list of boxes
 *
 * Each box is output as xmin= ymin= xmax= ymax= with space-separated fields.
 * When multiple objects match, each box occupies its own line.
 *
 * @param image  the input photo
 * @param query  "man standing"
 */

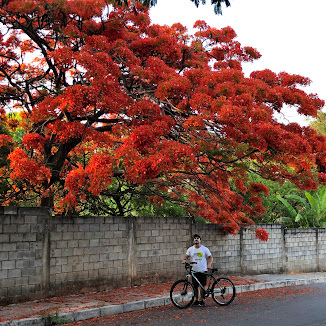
xmin=182 ymin=234 xmax=213 ymax=307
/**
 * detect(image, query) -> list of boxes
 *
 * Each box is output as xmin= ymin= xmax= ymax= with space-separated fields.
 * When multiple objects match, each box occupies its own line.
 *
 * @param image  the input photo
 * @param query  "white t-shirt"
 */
xmin=186 ymin=245 xmax=212 ymax=273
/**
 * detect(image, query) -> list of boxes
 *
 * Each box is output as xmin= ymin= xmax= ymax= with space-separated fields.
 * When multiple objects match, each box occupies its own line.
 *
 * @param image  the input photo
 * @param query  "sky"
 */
xmin=150 ymin=0 xmax=326 ymax=126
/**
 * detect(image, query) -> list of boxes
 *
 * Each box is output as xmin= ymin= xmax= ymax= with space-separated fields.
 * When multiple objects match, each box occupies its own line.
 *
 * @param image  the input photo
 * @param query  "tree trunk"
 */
xmin=41 ymin=195 xmax=54 ymax=209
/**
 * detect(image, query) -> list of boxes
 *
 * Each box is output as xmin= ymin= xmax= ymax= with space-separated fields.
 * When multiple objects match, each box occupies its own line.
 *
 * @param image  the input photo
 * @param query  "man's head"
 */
xmin=193 ymin=234 xmax=201 ymax=246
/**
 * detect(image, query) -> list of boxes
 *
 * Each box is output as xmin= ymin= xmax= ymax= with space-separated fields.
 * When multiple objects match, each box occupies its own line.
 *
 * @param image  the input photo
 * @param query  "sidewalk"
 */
xmin=1 ymin=272 xmax=326 ymax=326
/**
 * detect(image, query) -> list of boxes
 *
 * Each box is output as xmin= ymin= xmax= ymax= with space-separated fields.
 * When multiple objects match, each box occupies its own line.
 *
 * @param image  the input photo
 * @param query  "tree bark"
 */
xmin=41 ymin=195 xmax=54 ymax=208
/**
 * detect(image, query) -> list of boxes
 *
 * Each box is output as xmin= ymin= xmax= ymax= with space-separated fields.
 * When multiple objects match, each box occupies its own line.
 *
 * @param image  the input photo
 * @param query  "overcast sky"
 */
xmin=150 ymin=0 xmax=326 ymax=125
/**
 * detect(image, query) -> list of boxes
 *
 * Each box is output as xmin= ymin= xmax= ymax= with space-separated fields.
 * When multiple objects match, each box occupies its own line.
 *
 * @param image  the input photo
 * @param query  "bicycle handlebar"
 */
xmin=184 ymin=262 xmax=197 ymax=269
xmin=184 ymin=262 xmax=219 ymax=274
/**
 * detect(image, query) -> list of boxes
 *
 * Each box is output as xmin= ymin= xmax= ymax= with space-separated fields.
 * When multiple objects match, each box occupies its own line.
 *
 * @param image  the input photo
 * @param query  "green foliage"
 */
xmin=310 ymin=111 xmax=326 ymax=137
xmin=10 ymin=126 xmax=25 ymax=143
xmin=277 ymin=187 xmax=326 ymax=228
xmin=136 ymin=197 xmax=207 ymax=222
xmin=0 ymin=125 xmax=11 ymax=196
xmin=77 ymin=180 xmax=150 ymax=216
xmin=43 ymin=312 xmax=72 ymax=326
xmin=6 ymin=112 xmax=26 ymax=143
xmin=240 ymin=175 xmax=304 ymax=226
xmin=0 ymin=113 xmax=27 ymax=204
xmin=0 ymin=125 xmax=10 ymax=168
xmin=276 ymin=195 xmax=310 ymax=227
xmin=239 ymin=171 xmax=326 ymax=228
xmin=77 ymin=178 xmax=207 ymax=222
xmin=77 ymin=178 xmax=190 ymax=218
xmin=140 ymin=200 xmax=187 ymax=217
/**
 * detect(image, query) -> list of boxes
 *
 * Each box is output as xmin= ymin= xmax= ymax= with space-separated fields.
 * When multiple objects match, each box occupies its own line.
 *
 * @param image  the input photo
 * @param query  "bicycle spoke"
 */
xmin=170 ymin=280 xmax=195 ymax=309
xmin=212 ymin=277 xmax=236 ymax=306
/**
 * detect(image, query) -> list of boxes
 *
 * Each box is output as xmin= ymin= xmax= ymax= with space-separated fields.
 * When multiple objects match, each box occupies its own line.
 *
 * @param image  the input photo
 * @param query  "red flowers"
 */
xmin=255 ymin=228 xmax=269 ymax=242
xmin=248 ymin=183 xmax=269 ymax=196
xmin=8 ymin=148 xmax=51 ymax=185
xmin=22 ymin=133 xmax=46 ymax=152
xmin=0 ymin=134 xmax=12 ymax=147
xmin=0 ymin=1 xmax=325 ymax=240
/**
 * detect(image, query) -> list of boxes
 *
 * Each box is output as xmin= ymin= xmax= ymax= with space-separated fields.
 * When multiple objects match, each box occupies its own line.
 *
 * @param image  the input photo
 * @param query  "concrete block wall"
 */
xmin=2 ymin=206 xmax=326 ymax=305
xmin=241 ymin=225 xmax=284 ymax=274
xmin=134 ymin=217 xmax=191 ymax=284
xmin=285 ymin=229 xmax=318 ymax=272
xmin=192 ymin=223 xmax=241 ymax=274
xmin=318 ymin=229 xmax=326 ymax=271
xmin=0 ymin=207 xmax=50 ymax=303
xmin=49 ymin=216 xmax=130 ymax=295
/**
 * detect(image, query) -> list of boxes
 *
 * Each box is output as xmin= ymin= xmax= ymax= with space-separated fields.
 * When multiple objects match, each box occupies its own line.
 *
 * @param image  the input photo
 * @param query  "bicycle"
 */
xmin=170 ymin=262 xmax=236 ymax=309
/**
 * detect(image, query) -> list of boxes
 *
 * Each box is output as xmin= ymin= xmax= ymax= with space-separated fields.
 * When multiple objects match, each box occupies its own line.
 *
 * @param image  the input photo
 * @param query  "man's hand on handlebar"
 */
xmin=183 ymin=261 xmax=197 ymax=266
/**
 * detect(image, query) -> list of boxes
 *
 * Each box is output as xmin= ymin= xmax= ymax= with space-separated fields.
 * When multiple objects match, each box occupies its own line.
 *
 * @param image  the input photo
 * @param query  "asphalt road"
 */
xmin=70 ymin=283 xmax=326 ymax=326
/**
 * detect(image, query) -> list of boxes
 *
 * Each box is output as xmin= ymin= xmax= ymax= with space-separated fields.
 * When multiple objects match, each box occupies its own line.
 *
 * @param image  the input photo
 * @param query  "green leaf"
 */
xmin=286 ymin=194 xmax=310 ymax=209
xmin=295 ymin=213 xmax=303 ymax=222
xmin=305 ymin=192 xmax=319 ymax=213
xmin=319 ymin=187 xmax=326 ymax=210
xmin=276 ymin=195 xmax=297 ymax=218
xmin=276 ymin=217 xmax=292 ymax=223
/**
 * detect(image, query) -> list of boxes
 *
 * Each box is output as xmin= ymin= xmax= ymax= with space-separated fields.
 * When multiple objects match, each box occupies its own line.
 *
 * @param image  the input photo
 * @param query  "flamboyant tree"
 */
xmin=1 ymin=0 xmax=325 ymax=241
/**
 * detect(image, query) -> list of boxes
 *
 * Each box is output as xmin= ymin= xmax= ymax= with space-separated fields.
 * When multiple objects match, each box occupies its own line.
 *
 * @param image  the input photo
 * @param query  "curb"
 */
xmin=2 ymin=277 xmax=326 ymax=326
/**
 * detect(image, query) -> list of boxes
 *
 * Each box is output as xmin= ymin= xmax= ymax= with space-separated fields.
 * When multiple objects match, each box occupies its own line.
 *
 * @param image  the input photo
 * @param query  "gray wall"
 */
xmin=1 ymin=207 xmax=326 ymax=305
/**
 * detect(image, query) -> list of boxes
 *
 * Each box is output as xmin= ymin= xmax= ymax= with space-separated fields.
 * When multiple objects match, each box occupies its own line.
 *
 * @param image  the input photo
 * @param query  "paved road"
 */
xmin=71 ymin=284 xmax=326 ymax=326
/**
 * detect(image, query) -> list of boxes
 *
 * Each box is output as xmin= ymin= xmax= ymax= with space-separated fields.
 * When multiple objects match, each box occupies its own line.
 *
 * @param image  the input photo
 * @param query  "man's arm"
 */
xmin=182 ymin=254 xmax=190 ymax=264
xmin=207 ymin=255 xmax=213 ymax=269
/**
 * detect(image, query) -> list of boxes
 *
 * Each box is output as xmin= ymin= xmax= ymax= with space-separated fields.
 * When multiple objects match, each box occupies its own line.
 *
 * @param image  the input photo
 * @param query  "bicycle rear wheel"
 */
xmin=170 ymin=279 xmax=195 ymax=309
xmin=212 ymin=277 xmax=236 ymax=306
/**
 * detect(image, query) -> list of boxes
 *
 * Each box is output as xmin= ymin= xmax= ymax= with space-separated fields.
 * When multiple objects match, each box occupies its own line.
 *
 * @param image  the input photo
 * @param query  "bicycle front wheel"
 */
xmin=170 ymin=280 xmax=195 ymax=309
xmin=212 ymin=277 xmax=236 ymax=306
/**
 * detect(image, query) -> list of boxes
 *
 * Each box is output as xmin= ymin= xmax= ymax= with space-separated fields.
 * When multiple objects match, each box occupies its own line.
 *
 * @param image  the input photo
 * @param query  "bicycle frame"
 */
xmin=188 ymin=270 xmax=217 ymax=296
xmin=170 ymin=262 xmax=236 ymax=309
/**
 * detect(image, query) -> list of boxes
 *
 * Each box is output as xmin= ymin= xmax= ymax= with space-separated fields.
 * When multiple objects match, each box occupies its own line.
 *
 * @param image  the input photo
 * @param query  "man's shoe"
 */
xmin=192 ymin=300 xmax=200 ymax=306
xmin=198 ymin=300 xmax=206 ymax=307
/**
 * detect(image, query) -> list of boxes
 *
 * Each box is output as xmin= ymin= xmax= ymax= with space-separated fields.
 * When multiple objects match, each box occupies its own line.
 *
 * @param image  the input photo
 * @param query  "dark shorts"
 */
xmin=192 ymin=272 xmax=207 ymax=289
